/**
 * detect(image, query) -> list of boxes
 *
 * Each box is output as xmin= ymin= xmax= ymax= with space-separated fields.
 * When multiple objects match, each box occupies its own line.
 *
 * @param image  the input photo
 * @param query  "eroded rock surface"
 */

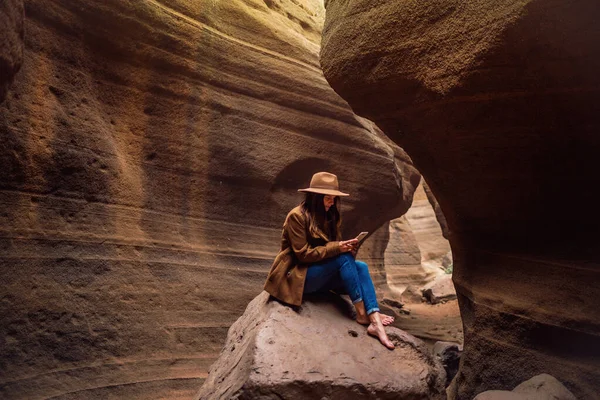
xmin=406 ymin=182 xmax=451 ymax=271
xmin=196 ymin=291 xmax=446 ymax=399
xmin=473 ymin=374 xmax=576 ymax=400
xmin=0 ymin=1 xmax=419 ymax=398
xmin=0 ymin=0 xmax=24 ymax=102
xmin=321 ymin=1 xmax=600 ymax=398
xmin=422 ymin=274 xmax=456 ymax=305
xmin=433 ymin=341 xmax=462 ymax=386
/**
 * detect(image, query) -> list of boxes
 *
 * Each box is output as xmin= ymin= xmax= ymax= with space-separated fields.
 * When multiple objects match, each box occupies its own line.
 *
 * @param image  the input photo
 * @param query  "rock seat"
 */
xmin=196 ymin=291 xmax=446 ymax=399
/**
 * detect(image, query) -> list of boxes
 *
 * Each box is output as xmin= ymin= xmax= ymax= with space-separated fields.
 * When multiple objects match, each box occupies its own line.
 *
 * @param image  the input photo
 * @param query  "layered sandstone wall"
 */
xmin=321 ymin=1 xmax=600 ymax=399
xmin=0 ymin=1 xmax=419 ymax=399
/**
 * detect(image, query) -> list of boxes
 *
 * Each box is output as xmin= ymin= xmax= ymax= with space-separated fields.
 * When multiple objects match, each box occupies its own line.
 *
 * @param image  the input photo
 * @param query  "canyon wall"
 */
xmin=321 ymin=1 xmax=600 ymax=399
xmin=0 ymin=1 xmax=419 ymax=399
xmin=0 ymin=0 xmax=24 ymax=102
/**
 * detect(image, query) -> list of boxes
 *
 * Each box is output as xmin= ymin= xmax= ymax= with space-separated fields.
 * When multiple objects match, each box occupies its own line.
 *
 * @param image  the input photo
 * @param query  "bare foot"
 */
xmin=381 ymin=313 xmax=395 ymax=326
xmin=357 ymin=313 xmax=394 ymax=326
xmin=367 ymin=322 xmax=395 ymax=350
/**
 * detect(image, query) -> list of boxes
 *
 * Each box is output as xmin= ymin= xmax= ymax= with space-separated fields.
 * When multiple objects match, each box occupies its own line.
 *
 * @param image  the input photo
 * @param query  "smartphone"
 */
xmin=355 ymin=231 xmax=368 ymax=243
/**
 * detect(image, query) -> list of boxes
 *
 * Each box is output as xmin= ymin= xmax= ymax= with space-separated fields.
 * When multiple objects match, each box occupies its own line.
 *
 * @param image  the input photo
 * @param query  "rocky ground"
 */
xmin=387 ymin=299 xmax=463 ymax=347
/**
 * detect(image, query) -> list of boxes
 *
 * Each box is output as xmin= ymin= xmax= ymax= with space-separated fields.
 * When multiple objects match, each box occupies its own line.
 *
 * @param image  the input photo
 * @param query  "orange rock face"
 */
xmin=0 ymin=1 xmax=420 ymax=399
xmin=321 ymin=1 xmax=600 ymax=399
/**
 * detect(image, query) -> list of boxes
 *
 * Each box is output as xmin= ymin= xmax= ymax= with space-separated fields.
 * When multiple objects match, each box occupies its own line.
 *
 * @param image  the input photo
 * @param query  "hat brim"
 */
xmin=298 ymin=188 xmax=349 ymax=197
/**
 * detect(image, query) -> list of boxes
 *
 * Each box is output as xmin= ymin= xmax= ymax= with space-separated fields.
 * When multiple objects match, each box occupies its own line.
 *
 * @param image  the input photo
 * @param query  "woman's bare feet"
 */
xmin=354 ymin=302 xmax=395 ymax=326
xmin=357 ymin=313 xmax=394 ymax=326
xmin=380 ymin=313 xmax=394 ymax=326
xmin=367 ymin=321 xmax=395 ymax=350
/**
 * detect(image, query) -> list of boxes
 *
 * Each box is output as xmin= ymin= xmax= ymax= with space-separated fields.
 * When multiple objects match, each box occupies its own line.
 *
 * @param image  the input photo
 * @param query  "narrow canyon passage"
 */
xmin=2 ymin=0 xmax=595 ymax=399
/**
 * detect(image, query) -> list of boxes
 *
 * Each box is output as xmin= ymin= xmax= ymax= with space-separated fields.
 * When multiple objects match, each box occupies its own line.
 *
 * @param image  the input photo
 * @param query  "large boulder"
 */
xmin=0 ymin=0 xmax=23 ymax=102
xmin=196 ymin=291 xmax=446 ymax=399
xmin=321 ymin=0 xmax=600 ymax=398
xmin=0 ymin=0 xmax=419 ymax=398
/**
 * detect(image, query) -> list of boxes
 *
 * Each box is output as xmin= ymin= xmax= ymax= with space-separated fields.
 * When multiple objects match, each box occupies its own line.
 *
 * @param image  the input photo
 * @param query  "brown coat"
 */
xmin=263 ymin=205 xmax=341 ymax=306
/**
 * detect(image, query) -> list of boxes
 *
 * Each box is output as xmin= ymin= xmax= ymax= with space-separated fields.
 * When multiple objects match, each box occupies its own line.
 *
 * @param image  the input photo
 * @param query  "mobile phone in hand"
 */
xmin=355 ymin=231 xmax=368 ymax=243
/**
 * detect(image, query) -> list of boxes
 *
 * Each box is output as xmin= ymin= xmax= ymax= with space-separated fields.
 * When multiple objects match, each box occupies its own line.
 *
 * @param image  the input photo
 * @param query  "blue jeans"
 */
xmin=303 ymin=253 xmax=380 ymax=315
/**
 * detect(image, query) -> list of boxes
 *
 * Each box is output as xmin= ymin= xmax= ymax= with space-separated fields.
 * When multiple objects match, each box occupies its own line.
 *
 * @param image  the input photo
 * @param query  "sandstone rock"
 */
xmin=0 ymin=0 xmax=23 ymax=102
xmin=422 ymin=274 xmax=456 ymax=305
xmin=363 ymin=179 xmax=451 ymax=302
xmin=405 ymin=181 xmax=451 ymax=272
xmin=380 ymin=297 xmax=404 ymax=311
xmin=321 ymin=0 xmax=600 ymax=398
xmin=0 ymin=0 xmax=420 ymax=398
xmin=433 ymin=341 xmax=462 ymax=386
xmin=423 ymin=180 xmax=449 ymax=240
xmin=196 ymin=291 xmax=446 ymax=399
xmin=379 ymin=216 xmax=423 ymax=297
xmin=473 ymin=374 xmax=577 ymax=400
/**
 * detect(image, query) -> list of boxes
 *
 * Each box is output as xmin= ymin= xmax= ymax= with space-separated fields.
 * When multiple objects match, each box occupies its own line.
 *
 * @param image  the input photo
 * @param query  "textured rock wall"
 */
xmin=0 ymin=0 xmax=24 ymax=102
xmin=405 ymin=182 xmax=451 ymax=273
xmin=321 ymin=1 xmax=600 ymax=399
xmin=0 ymin=1 xmax=419 ymax=399
xmin=379 ymin=216 xmax=423 ymax=297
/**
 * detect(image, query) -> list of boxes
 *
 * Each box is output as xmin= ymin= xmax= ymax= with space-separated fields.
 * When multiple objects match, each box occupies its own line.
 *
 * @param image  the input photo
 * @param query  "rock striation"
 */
xmin=196 ymin=291 xmax=446 ymax=399
xmin=406 ymin=182 xmax=451 ymax=272
xmin=0 ymin=0 xmax=24 ymax=102
xmin=321 ymin=1 xmax=600 ymax=398
xmin=0 ymin=1 xmax=419 ymax=399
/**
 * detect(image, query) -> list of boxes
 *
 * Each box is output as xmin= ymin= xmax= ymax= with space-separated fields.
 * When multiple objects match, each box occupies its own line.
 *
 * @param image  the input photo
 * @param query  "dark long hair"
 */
xmin=300 ymin=192 xmax=342 ymax=241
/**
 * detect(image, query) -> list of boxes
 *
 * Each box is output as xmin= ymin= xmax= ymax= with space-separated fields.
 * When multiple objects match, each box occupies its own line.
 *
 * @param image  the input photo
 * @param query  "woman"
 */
xmin=264 ymin=172 xmax=395 ymax=349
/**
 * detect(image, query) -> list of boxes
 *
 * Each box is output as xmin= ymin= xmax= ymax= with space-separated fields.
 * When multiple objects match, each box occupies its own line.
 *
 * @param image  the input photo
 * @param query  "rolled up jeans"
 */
xmin=303 ymin=252 xmax=380 ymax=315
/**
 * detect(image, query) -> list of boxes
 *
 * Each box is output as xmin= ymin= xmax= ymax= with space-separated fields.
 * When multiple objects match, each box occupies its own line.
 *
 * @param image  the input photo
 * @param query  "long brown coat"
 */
xmin=263 ymin=205 xmax=341 ymax=306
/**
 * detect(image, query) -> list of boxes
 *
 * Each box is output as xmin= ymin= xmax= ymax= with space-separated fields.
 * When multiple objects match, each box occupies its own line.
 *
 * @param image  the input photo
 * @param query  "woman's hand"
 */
xmin=339 ymin=239 xmax=358 ymax=253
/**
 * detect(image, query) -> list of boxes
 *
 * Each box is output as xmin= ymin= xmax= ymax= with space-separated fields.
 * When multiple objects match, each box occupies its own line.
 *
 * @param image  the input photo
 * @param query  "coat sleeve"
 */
xmin=285 ymin=212 xmax=341 ymax=263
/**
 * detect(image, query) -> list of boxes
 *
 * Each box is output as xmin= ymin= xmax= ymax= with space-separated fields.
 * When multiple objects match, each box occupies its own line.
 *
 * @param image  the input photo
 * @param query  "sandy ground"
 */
xmin=381 ymin=299 xmax=463 ymax=347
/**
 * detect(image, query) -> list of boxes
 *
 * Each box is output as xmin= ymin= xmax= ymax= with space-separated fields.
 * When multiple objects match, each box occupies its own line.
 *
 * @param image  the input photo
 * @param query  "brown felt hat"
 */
xmin=298 ymin=172 xmax=349 ymax=197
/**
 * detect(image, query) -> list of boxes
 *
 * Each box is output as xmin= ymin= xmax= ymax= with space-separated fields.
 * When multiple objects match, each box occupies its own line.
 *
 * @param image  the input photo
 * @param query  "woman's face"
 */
xmin=323 ymin=195 xmax=336 ymax=212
